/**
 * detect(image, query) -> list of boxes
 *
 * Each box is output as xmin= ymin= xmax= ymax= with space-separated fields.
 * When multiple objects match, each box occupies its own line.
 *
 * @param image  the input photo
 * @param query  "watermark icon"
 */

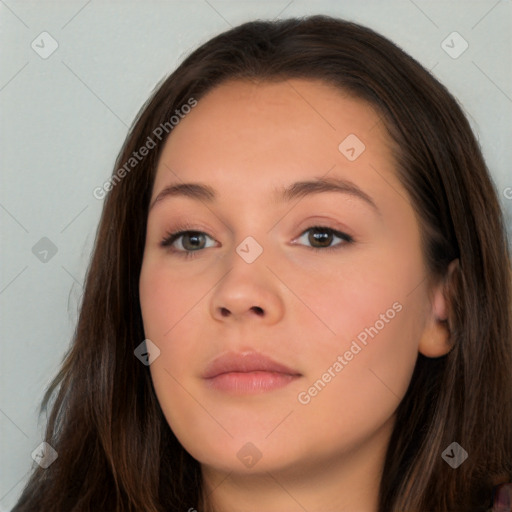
xmin=31 ymin=441 xmax=58 ymax=469
xmin=237 ymin=442 xmax=262 ymax=468
xmin=31 ymin=31 xmax=59 ymax=59
xmin=32 ymin=237 xmax=58 ymax=263
xmin=134 ymin=339 xmax=161 ymax=366
xmin=236 ymin=236 xmax=263 ymax=264
xmin=441 ymin=442 xmax=468 ymax=468
xmin=93 ymin=97 xmax=197 ymax=200
xmin=441 ymin=32 xmax=469 ymax=59
xmin=297 ymin=301 xmax=403 ymax=405
xmin=338 ymin=134 xmax=366 ymax=161
xmin=503 ymin=187 xmax=512 ymax=200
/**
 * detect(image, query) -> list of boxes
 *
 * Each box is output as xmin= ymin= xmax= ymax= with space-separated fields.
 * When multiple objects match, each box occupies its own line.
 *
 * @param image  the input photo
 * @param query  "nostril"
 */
xmin=252 ymin=306 xmax=264 ymax=316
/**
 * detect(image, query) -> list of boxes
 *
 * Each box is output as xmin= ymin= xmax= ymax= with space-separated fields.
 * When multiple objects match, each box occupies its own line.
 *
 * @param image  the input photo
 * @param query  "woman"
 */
xmin=13 ymin=15 xmax=512 ymax=512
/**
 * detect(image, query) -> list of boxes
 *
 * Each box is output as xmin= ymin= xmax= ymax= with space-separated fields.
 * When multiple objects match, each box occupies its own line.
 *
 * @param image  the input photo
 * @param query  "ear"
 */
xmin=418 ymin=259 xmax=459 ymax=358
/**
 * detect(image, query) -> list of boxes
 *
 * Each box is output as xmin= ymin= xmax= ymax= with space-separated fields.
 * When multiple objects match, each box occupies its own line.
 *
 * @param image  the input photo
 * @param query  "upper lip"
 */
xmin=202 ymin=352 xmax=302 ymax=379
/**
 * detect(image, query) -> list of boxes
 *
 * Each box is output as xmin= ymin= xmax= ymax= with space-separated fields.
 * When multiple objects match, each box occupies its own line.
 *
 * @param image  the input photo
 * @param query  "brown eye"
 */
xmin=308 ymin=227 xmax=334 ymax=248
xmin=296 ymin=226 xmax=353 ymax=251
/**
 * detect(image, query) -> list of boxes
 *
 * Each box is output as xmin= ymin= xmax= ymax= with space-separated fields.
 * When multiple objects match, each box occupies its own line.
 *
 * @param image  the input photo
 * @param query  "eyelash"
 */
xmin=159 ymin=223 xmax=354 ymax=260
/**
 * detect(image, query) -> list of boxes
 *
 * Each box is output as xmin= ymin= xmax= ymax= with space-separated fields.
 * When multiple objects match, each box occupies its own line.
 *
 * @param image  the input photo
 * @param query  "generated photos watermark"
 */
xmin=297 ymin=301 xmax=403 ymax=405
xmin=93 ymin=97 xmax=197 ymax=200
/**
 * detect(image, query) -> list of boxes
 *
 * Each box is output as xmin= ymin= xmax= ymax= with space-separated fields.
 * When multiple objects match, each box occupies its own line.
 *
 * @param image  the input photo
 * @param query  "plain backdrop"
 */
xmin=1 ymin=1 xmax=511 ymax=509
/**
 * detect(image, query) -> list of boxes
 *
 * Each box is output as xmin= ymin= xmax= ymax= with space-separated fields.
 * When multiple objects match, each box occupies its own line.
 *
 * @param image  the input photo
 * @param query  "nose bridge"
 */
xmin=221 ymin=232 xmax=270 ymax=292
xmin=222 ymin=201 xmax=276 ymax=266
xmin=209 ymin=226 xmax=285 ymax=323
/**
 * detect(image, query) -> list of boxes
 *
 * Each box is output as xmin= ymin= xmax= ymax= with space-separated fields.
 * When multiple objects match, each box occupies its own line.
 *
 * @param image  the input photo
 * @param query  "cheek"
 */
xmin=289 ymin=263 xmax=423 ymax=448
xmin=292 ymin=258 xmax=421 ymax=376
xmin=286 ymin=306 xmax=420 ymax=469
xmin=140 ymin=260 xmax=216 ymax=449
xmin=149 ymin=357 xmax=211 ymax=456
xmin=139 ymin=258 xmax=208 ymax=339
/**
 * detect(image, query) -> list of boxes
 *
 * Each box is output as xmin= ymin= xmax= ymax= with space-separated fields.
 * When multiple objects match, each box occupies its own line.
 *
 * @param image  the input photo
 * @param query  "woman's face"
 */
xmin=139 ymin=79 xmax=438 ymax=479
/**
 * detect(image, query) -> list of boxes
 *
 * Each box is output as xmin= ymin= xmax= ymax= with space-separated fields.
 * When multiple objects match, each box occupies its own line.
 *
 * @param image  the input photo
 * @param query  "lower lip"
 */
xmin=205 ymin=371 xmax=300 ymax=394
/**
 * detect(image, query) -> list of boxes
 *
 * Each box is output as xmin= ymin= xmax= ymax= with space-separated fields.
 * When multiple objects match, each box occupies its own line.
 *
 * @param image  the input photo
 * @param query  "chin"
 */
xmin=178 ymin=433 xmax=301 ymax=475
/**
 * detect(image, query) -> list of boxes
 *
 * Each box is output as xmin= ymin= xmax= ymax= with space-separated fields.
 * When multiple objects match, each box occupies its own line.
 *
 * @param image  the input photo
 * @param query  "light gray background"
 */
xmin=1 ymin=1 xmax=511 ymax=509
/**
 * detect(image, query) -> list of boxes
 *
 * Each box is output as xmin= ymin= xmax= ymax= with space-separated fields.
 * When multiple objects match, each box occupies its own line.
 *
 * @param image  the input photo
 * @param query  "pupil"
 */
xmin=185 ymin=233 xmax=203 ymax=250
xmin=310 ymin=228 xmax=331 ymax=247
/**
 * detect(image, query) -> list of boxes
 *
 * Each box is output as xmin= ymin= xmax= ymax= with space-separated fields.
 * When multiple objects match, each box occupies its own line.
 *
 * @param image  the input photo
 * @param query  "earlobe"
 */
xmin=418 ymin=259 xmax=459 ymax=358
xmin=418 ymin=319 xmax=452 ymax=358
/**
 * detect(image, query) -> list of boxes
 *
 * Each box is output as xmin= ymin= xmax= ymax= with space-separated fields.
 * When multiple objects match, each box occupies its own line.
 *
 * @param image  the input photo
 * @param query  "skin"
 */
xmin=139 ymin=79 xmax=453 ymax=512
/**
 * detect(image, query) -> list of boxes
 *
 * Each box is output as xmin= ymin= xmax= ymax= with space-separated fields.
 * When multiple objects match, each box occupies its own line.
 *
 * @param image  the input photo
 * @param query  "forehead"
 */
xmin=152 ymin=78 xmax=398 ymax=205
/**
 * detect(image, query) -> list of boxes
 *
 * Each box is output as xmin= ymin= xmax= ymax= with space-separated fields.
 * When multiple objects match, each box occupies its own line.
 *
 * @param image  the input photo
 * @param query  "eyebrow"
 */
xmin=149 ymin=176 xmax=379 ymax=214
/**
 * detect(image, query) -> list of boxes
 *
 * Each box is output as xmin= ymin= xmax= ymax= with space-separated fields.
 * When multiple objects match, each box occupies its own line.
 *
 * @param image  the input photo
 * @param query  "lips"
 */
xmin=202 ymin=352 xmax=302 ymax=394
xmin=202 ymin=352 xmax=301 ymax=379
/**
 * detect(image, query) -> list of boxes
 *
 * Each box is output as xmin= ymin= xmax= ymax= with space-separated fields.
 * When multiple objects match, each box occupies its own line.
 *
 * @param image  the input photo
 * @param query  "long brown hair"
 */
xmin=13 ymin=15 xmax=511 ymax=512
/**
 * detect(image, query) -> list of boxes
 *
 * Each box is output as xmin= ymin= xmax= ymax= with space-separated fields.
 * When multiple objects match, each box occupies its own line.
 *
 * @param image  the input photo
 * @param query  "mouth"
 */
xmin=202 ymin=352 xmax=302 ymax=394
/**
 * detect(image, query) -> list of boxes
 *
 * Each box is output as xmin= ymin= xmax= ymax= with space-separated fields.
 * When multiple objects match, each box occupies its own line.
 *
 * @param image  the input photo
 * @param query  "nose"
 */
xmin=209 ymin=247 xmax=285 ymax=325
